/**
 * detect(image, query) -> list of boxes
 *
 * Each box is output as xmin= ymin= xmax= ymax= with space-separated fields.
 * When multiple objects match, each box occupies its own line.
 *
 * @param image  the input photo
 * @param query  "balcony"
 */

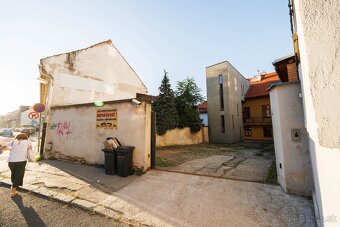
xmin=243 ymin=116 xmax=272 ymax=126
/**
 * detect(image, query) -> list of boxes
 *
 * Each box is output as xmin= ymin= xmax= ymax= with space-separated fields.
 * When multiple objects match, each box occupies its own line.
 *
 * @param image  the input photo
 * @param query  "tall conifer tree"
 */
xmin=153 ymin=70 xmax=178 ymax=135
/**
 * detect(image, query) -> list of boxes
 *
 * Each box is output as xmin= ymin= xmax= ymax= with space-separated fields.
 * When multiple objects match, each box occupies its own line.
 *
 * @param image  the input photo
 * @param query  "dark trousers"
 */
xmin=8 ymin=161 xmax=27 ymax=188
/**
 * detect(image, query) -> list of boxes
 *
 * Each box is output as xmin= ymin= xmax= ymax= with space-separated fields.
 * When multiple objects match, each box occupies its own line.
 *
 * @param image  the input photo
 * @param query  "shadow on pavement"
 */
xmin=12 ymin=195 xmax=46 ymax=227
xmin=41 ymin=159 xmax=138 ymax=193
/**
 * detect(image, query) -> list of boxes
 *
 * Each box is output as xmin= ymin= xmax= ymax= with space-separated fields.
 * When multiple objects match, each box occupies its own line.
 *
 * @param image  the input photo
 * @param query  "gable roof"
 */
xmin=245 ymin=72 xmax=280 ymax=99
xmin=40 ymin=40 xmax=148 ymax=92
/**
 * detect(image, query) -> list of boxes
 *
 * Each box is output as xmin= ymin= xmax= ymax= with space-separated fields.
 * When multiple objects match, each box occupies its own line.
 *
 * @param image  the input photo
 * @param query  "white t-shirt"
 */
xmin=6 ymin=140 xmax=32 ymax=162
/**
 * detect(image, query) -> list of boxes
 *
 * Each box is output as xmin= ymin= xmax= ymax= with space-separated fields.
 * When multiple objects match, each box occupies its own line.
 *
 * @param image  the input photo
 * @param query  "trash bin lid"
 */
xmin=101 ymin=148 xmax=115 ymax=152
xmin=116 ymin=146 xmax=135 ymax=150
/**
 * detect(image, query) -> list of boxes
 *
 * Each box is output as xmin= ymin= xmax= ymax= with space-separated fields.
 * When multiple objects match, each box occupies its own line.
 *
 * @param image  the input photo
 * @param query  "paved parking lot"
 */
xmin=156 ymin=142 xmax=277 ymax=183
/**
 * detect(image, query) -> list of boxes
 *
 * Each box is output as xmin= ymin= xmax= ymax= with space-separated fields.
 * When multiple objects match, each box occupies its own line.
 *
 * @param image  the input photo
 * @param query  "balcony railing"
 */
xmin=243 ymin=116 xmax=272 ymax=125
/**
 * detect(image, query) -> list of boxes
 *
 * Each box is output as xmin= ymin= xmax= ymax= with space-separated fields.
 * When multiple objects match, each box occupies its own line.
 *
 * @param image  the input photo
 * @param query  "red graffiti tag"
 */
xmin=56 ymin=121 xmax=71 ymax=137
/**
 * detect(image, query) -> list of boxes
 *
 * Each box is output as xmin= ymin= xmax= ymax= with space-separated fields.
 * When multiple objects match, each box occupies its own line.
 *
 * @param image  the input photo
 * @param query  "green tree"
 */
xmin=174 ymin=77 xmax=204 ymax=133
xmin=153 ymin=70 xmax=179 ymax=135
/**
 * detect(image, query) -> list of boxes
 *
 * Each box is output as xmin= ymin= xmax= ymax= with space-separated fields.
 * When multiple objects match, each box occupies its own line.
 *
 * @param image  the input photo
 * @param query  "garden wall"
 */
xmin=156 ymin=127 xmax=208 ymax=147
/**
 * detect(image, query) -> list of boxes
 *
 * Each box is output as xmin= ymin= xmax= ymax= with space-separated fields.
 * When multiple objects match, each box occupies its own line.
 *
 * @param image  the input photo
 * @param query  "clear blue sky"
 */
xmin=0 ymin=0 xmax=293 ymax=115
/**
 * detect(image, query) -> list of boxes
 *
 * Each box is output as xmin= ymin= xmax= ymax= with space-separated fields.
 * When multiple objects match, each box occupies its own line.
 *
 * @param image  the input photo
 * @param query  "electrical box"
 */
xmin=291 ymin=129 xmax=301 ymax=142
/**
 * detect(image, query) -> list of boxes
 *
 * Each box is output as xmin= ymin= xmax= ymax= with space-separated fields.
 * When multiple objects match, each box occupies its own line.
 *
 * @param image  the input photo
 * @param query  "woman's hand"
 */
xmin=0 ymin=145 xmax=11 ymax=151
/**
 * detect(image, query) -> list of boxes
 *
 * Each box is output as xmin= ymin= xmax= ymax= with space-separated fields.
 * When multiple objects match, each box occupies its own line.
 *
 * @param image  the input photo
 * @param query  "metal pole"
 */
xmin=37 ymin=113 xmax=42 ymax=156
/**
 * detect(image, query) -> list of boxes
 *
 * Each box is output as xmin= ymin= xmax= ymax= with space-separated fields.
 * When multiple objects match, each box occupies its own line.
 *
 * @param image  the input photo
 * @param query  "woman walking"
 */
xmin=0 ymin=133 xmax=33 ymax=196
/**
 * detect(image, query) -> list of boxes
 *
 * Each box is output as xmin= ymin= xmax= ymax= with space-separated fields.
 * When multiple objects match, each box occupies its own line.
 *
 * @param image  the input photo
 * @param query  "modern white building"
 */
xmin=206 ymin=61 xmax=249 ymax=143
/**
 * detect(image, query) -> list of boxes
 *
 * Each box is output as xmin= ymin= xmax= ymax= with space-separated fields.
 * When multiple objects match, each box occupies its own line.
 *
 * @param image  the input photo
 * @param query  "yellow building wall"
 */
xmin=243 ymin=96 xmax=270 ymax=118
xmin=243 ymin=96 xmax=273 ymax=141
xmin=244 ymin=126 xmax=273 ymax=141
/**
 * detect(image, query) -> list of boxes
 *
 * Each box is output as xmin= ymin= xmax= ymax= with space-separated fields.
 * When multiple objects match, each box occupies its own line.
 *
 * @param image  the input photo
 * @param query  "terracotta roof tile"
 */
xmin=245 ymin=72 xmax=280 ymax=99
xmin=198 ymin=101 xmax=208 ymax=113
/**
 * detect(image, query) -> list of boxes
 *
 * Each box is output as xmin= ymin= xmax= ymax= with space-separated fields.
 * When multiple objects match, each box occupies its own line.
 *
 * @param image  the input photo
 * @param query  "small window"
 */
xmin=244 ymin=127 xmax=252 ymax=137
xmin=221 ymin=115 xmax=225 ymax=133
xmin=219 ymin=75 xmax=224 ymax=110
xmin=243 ymin=107 xmax=250 ymax=119
xmin=232 ymin=115 xmax=234 ymax=129
xmin=219 ymin=74 xmax=223 ymax=84
xmin=262 ymin=104 xmax=271 ymax=118
xmin=263 ymin=126 xmax=272 ymax=137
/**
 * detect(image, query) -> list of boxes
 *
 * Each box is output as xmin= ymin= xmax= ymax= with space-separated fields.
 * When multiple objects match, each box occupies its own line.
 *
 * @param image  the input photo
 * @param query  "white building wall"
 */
xmin=40 ymin=40 xmax=147 ymax=107
xmin=270 ymin=82 xmax=312 ymax=196
xmin=293 ymin=0 xmax=340 ymax=225
xmin=45 ymin=101 xmax=151 ymax=170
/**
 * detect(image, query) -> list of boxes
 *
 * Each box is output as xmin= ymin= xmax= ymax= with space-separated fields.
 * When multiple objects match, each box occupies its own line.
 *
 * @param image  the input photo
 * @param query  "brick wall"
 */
xmin=287 ymin=63 xmax=298 ymax=81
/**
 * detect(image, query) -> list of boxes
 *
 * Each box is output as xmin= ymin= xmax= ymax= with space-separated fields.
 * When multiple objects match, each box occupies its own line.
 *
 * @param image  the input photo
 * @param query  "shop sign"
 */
xmin=96 ymin=108 xmax=117 ymax=128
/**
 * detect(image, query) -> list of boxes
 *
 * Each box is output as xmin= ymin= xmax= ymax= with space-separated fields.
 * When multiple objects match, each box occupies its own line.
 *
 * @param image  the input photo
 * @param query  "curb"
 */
xmin=0 ymin=179 xmax=147 ymax=226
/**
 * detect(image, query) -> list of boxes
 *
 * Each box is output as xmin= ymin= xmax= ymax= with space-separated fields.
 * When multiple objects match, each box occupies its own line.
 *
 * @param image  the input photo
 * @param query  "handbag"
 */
xmin=27 ymin=146 xmax=36 ymax=162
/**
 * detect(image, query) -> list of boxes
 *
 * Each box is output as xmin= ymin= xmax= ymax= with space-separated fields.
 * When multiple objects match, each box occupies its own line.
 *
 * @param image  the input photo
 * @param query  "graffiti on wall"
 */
xmin=53 ymin=121 xmax=72 ymax=138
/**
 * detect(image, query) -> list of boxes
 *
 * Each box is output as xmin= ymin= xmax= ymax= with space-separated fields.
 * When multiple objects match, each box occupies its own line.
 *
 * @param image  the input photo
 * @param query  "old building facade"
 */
xmin=242 ymin=72 xmax=279 ymax=142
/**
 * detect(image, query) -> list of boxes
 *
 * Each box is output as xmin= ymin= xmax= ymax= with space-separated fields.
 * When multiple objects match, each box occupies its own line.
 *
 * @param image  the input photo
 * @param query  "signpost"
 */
xmin=32 ymin=103 xmax=45 ymax=159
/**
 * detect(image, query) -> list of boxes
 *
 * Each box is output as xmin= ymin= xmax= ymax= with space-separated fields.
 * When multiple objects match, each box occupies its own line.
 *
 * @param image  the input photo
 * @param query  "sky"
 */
xmin=0 ymin=0 xmax=293 ymax=115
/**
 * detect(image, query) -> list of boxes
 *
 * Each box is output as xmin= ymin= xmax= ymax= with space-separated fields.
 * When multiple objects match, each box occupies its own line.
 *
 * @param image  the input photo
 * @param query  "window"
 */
xmin=221 ymin=115 xmax=225 ymax=133
xmin=232 ymin=115 xmax=234 ymax=129
xmin=219 ymin=74 xmax=224 ymax=84
xmin=219 ymin=74 xmax=224 ymax=110
xmin=244 ymin=127 xmax=252 ymax=137
xmin=263 ymin=126 xmax=273 ymax=137
xmin=262 ymin=104 xmax=271 ymax=118
xmin=243 ymin=107 xmax=250 ymax=119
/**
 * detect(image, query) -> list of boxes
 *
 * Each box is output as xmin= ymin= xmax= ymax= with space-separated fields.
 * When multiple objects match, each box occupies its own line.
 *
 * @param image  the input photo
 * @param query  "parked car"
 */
xmin=21 ymin=127 xmax=35 ymax=135
xmin=14 ymin=127 xmax=22 ymax=132
xmin=0 ymin=128 xmax=14 ymax=137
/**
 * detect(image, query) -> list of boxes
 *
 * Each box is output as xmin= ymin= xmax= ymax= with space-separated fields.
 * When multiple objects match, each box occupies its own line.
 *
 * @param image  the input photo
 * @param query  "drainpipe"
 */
xmin=288 ymin=0 xmax=300 ymax=79
xmin=37 ymin=64 xmax=54 ymax=158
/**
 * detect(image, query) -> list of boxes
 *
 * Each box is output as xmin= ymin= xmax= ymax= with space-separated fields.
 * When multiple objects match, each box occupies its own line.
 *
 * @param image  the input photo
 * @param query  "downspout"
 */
xmin=288 ymin=0 xmax=300 ymax=79
xmin=37 ymin=64 xmax=54 ymax=158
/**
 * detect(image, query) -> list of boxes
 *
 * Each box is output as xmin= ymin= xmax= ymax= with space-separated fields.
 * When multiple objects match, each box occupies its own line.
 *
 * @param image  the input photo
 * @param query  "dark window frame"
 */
xmin=262 ymin=104 xmax=271 ymax=118
xmin=263 ymin=126 xmax=273 ymax=137
xmin=221 ymin=115 xmax=225 ymax=133
xmin=219 ymin=74 xmax=224 ymax=110
xmin=244 ymin=127 xmax=252 ymax=137
xmin=243 ymin=107 xmax=251 ymax=120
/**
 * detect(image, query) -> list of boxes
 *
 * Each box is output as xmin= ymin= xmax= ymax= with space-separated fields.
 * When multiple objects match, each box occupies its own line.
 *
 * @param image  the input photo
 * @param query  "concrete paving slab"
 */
xmin=171 ymin=155 xmax=234 ymax=173
xmin=224 ymin=158 xmax=273 ymax=182
xmin=114 ymin=170 xmax=314 ymax=227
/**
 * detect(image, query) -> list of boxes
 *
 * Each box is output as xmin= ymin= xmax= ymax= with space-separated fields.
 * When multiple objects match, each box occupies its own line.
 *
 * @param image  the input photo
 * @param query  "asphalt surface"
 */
xmin=0 ymin=185 xmax=125 ymax=227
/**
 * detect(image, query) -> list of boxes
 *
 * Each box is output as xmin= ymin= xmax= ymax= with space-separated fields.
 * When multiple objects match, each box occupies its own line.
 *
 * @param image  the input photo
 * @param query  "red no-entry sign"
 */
xmin=28 ymin=111 xmax=40 ymax=120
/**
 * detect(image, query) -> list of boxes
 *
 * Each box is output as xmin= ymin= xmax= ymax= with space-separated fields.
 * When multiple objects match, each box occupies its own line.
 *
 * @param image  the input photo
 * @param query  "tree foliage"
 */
xmin=152 ymin=70 xmax=178 ymax=135
xmin=174 ymin=77 xmax=204 ymax=133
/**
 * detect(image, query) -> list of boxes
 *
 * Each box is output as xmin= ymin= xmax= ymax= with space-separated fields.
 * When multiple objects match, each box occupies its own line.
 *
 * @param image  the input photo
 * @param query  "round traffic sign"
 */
xmin=28 ymin=111 xmax=40 ymax=120
xmin=33 ymin=103 xmax=46 ymax=113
